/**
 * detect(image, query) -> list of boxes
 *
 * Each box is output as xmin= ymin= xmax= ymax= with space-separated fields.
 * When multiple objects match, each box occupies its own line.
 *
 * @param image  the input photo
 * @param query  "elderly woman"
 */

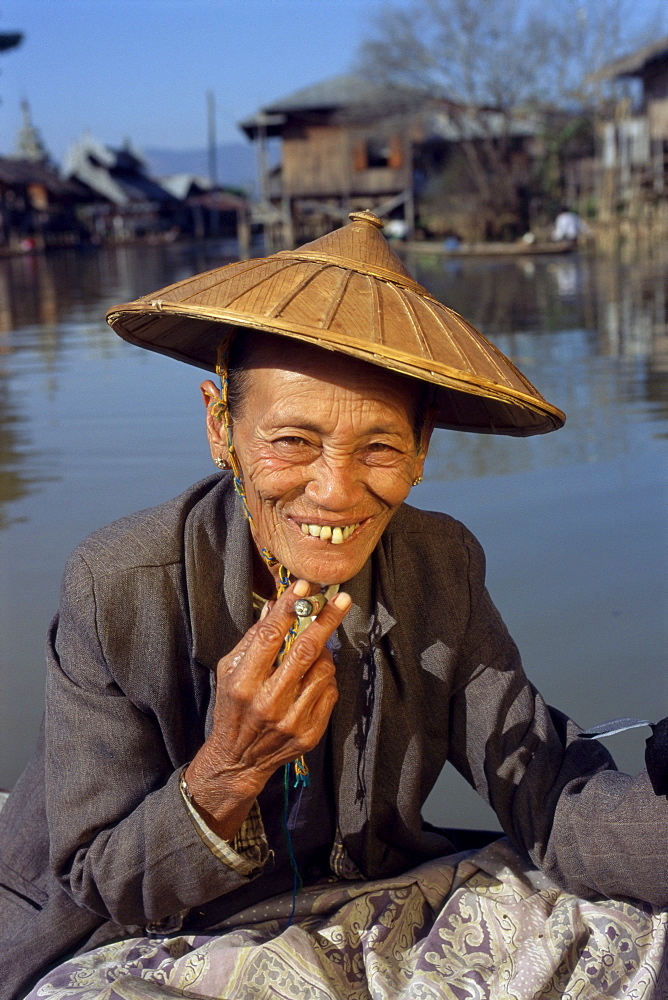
xmin=1 ymin=212 xmax=667 ymax=999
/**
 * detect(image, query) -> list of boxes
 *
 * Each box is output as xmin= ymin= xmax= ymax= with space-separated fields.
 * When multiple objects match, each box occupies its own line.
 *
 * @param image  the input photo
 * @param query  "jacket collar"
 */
xmin=184 ymin=474 xmax=254 ymax=672
xmin=185 ymin=474 xmax=399 ymax=674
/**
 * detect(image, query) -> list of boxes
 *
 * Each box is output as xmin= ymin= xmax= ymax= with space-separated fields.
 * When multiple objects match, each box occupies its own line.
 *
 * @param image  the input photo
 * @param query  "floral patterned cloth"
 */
xmin=29 ymin=840 xmax=668 ymax=1000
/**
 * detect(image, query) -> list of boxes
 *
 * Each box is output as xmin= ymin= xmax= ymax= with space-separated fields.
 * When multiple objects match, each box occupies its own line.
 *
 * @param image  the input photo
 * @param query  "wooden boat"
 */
xmin=399 ymin=239 xmax=576 ymax=258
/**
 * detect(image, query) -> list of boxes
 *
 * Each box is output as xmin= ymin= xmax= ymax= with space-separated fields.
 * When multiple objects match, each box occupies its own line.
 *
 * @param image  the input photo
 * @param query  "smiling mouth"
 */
xmin=298 ymin=521 xmax=361 ymax=544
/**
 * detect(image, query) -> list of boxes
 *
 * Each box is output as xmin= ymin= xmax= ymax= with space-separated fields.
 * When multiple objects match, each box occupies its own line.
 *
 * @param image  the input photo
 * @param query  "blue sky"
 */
xmin=0 ymin=0 xmax=666 ymax=170
xmin=0 ymin=0 xmax=385 ymax=162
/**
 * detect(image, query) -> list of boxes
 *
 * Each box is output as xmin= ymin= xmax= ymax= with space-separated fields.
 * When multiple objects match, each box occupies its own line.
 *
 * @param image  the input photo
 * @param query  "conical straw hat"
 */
xmin=106 ymin=210 xmax=565 ymax=436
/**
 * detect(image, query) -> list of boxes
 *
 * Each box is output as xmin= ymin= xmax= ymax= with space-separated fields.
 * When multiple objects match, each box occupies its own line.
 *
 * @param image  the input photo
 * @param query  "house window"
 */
xmin=366 ymin=138 xmax=391 ymax=168
xmin=353 ymin=136 xmax=404 ymax=171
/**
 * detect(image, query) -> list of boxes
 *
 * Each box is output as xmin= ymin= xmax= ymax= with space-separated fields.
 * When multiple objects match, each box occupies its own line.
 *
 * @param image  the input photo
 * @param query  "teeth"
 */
xmin=299 ymin=522 xmax=360 ymax=542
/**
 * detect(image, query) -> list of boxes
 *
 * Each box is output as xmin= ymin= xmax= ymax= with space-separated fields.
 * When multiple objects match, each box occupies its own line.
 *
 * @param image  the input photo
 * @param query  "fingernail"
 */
xmin=260 ymin=600 xmax=272 ymax=620
xmin=332 ymin=592 xmax=352 ymax=611
xmin=293 ymin=579 xmax=309 ymax=597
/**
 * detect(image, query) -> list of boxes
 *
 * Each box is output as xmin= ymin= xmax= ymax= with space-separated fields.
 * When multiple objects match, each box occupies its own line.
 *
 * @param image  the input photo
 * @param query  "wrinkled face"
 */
xmin=206 ymin=340 xmax=429 ymax=586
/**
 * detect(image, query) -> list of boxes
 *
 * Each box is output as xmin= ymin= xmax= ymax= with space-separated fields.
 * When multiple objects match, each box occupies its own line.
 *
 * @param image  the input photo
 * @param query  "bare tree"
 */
xmin=361 ymin=0 xmax=548 ymax=110
xmin=357 ymin=0 xmax=665 ymax=237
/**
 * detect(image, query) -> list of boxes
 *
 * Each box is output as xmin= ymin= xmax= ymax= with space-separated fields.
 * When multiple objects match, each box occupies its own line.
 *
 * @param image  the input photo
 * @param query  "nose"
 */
xmin=303 ymin=456 xmax=365 ymax=511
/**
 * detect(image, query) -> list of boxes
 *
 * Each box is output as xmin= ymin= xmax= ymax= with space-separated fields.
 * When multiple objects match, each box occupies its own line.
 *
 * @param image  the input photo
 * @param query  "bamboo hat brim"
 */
xmin=106 ymin=210 xmax=565 ymax=436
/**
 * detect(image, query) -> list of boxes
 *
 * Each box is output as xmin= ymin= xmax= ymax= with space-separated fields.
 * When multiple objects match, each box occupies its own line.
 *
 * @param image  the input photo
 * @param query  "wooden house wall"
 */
xmin=282 ymin=123 xmax=350 ymax=196
xmin=649 ymin=99 xmax=668 ymax=140
xmin=281 ymin=121 xmax=411 ymax=199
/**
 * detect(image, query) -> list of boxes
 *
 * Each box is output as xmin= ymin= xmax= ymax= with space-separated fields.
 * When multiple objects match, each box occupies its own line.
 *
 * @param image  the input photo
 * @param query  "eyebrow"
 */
xmin=270 ymin=420 xmax=408 ymax=438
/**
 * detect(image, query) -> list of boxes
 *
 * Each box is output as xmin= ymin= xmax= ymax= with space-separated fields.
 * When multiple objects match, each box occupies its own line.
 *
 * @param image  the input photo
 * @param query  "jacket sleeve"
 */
xmin=447 ymin=528 xmax=668 ymax=906
xmin=44 ymin=549 xmax=261 ymax=927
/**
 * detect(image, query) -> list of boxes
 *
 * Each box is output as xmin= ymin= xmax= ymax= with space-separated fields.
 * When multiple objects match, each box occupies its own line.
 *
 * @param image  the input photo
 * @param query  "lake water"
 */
xmin=0 ymin=241 xmax=666 ymax=831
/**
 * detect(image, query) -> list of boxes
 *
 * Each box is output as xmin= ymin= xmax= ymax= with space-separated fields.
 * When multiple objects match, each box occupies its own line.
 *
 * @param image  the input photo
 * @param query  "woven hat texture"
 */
xmin=106 ymin=210 xmax=565 ymax=436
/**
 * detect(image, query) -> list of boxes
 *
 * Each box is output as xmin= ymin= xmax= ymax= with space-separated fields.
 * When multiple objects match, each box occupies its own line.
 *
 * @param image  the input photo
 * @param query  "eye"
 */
xmin=363 ymin=441 xmax=404 ymax=465
xmin=270 ymin=436 xmax=316 ymax=459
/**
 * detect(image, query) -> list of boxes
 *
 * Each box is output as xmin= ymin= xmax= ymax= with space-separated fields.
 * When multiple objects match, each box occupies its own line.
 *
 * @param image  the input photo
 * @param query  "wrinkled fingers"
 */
xmin=292 ymin=682 xmax=340 ymax=751
xmin=219 ymin=581 xmax=317 ymax=683
xmin=272 ymin=591 xmax=351 ymax=692
xmin=294 ymin=653 xmax=338 ymax=708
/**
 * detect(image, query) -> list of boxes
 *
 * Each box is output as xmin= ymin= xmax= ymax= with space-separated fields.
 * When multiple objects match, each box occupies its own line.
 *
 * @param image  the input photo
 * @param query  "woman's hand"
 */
xmin=184 ymin=581 xmax=351 ymax=839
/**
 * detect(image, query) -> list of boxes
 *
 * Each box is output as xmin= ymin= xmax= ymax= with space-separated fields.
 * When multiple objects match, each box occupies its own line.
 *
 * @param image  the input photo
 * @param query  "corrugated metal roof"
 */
xmin=63 ymin=135 xmax=176 ymax=206
xmin=160 ymin=174 xmax=213 ymax=199
xmin=113 ymin=173 xmax=177 ymax=205
xmin=263 ymin=74 xmax=381 ymax=112
xmin=239 ymin=74 xmax=426 ymax=136
xmin=239 ymin=72 xmax=542 ymax=143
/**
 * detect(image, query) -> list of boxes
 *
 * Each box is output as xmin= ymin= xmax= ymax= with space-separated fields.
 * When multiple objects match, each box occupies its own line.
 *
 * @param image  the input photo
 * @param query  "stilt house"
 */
xmin=239 ymin=75 xmax=423 ymax=246
xmin=590 ymin=37 xmax=668 ymax=203
xmin=240 ymin=74 xmax=544 ymax=246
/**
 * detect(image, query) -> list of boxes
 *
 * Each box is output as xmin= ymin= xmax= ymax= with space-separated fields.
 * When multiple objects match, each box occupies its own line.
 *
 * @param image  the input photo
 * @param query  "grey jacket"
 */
xmin=1 ymin=474 xmax=667 ymax=998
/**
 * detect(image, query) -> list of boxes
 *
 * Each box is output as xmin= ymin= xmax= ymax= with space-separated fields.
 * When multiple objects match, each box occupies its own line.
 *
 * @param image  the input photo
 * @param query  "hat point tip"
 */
xmin=348 ymin=209 xmax=384 ymax=229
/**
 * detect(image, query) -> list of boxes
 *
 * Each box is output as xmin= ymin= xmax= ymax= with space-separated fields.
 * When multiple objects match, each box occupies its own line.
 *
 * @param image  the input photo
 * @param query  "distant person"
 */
xmin=1 ymin=212 xmax=667 ymax=999
xmin=382 ymin=218 xmax=408 ymax=240
xmin=552 ymin=207 xmax=588 ymax=243
xmin=442 ymin=232 xmax=461 ymax=251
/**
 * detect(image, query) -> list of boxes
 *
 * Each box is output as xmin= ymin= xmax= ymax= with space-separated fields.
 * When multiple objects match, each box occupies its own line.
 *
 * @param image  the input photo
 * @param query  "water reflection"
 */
xmin=411 ymin=250 xmax=668 ymax=359
xmin=406 ymin=253 xmax=668 ymax=481
xmin=0 ymin=381 xmax=42 ymax=530
xmin=0 ymin=240 xmax=242 ymax=338
xmin=0 ymin=241 xmax=244 ymax=523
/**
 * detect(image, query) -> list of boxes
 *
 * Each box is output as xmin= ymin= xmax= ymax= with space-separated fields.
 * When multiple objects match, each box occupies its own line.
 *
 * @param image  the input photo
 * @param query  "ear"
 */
xmin=200 ymin=379 xmax=219 ymax=411
xmin=415 ymin=404 xmax=437 ymax=474
xmin=200 ymin=379 xmax=227 ymax=460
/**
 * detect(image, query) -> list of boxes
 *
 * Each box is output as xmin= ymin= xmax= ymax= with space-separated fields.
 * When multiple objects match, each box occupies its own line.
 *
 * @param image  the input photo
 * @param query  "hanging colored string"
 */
xmin=215 ymin=336 xmax=308 ymax=923
xmin=214 ymin=337 xmax=309 ymax=786
xmin=282 ymin=763 xmax=303 ymax=925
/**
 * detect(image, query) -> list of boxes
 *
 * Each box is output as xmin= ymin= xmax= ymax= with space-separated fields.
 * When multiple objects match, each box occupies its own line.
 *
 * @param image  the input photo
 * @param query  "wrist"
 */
xmin=183 ymin=751 xmax=267 ymax=840
xmin=179 ymin=770 xmax=268 ymax=874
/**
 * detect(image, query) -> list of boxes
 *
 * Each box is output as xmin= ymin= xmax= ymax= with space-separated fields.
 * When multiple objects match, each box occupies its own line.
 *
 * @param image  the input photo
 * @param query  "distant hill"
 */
xmin=143 ymin=142 xmax=257 ymax=193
